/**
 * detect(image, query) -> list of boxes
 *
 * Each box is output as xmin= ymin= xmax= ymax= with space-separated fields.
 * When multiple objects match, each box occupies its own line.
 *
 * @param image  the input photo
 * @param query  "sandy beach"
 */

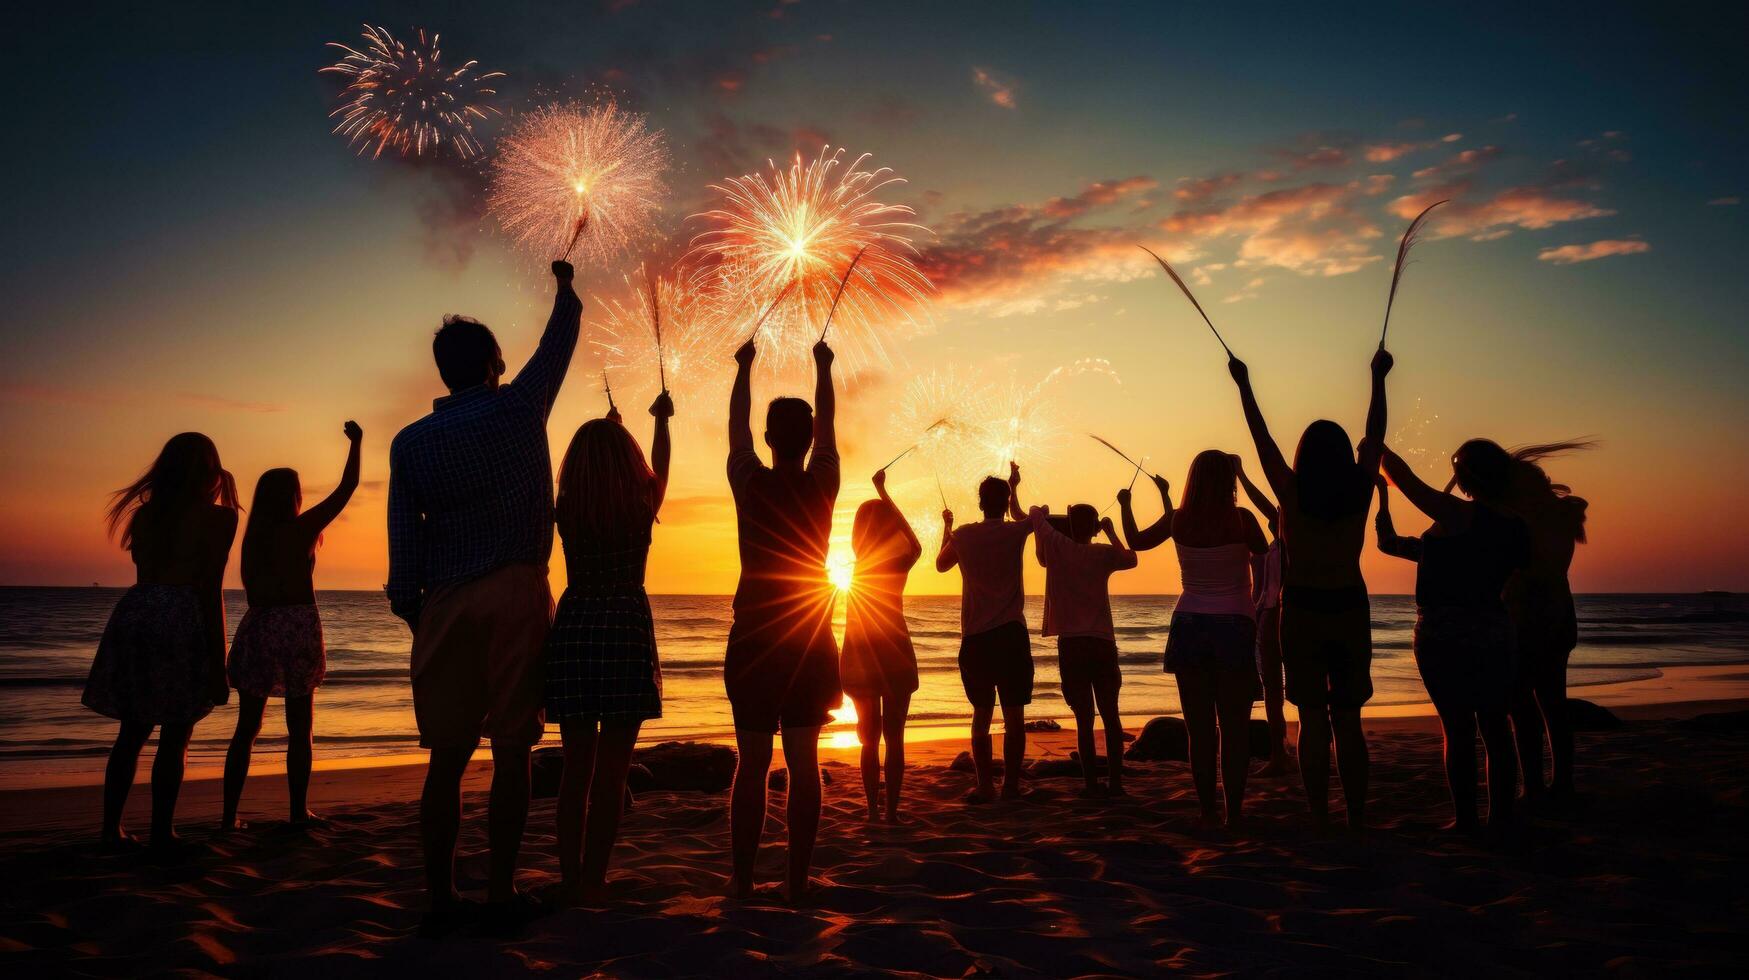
xmin=3 ymin=667 xmax=1747 ymax=977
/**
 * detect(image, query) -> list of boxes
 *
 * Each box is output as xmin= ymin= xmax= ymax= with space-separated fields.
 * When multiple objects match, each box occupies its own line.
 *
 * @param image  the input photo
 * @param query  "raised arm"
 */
xmin=1356 ymin=348 xmax=1392 ymax=477
xmin=812 ymin=340 xmax=836 ymax=455
xmin=729 ymin=340 xmax=755 ymax=456
xmin=874 ymin=469 xmax=923 ymax=562
xmin=1373 ymin=476 xmax=1423 ymax=562
xmin=385 ymin=439 xmax=425 ymax=630
xmin=508 ymin=261 xmax=584 ymax=420
xmin=648 ymin=391 xmax=673 ymax=514
xmin=1232 ymin=455 xmax=1278 ymax=535
xmin=1380 ymin=446 xmax=1469 ymax=528
xmin=1228 ymin=357 xmax=1294 ymax=502
xmin=935 ymin=509 xmax=959 ymax=572
xmin=1121 ymin=474 xmax=1174 ymax=551
xmin=297 ymin=422 xmax=363 ymax=538
xmin=1006 ymin=462 xmax=1024 ymax=521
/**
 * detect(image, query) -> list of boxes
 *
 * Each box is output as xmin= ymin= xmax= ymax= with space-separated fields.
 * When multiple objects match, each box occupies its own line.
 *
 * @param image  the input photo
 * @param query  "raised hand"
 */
xmin=1008 ymin=461 xmax=1021 ymax=488
xmin=873 ymin=468 xmax=887 ymax=493
xmin=1228 ymin=355 xmax=1249 ymax=385
xmin=1117 ymin=487 xmax=1132 ymax=506
xmin=552 ymin=260 xmax=575 ymax=284
xmin=1371 ymin=347 xmax=1394 ymax=378
xmin=941 ymin=508 xmax=954 ymax=529
xmin=1100 ymin=516 xmax=1119 ymax=538
xmin=735 ymin=339 xmax=756 ymax=367
xmin=1151 ymin=474 xmax=1170 ymax=496
xmin=344 ymin=420 xmax=363 ymax=443
xmin=650 ymin=391 xmax=675 ymax=419
xmin=813 ymin=339 xmax=834 ymax=367
xmin=606 ymin=404 xmax=623 ymax=424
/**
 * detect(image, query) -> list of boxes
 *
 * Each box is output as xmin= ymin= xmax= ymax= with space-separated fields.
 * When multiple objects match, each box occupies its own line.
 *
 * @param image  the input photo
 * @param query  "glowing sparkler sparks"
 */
xmin=487 ymin=102 xmax=669 ymax=263
xmin=321 ymin=25 xmax=503 ymax=160
xmin=1390 ymin=397 xmax=1441 ymax=463
xmin=689 ymin=147 xmax=933 ymax=375
xmin=589 ymin=269 xmax=730 ymax=419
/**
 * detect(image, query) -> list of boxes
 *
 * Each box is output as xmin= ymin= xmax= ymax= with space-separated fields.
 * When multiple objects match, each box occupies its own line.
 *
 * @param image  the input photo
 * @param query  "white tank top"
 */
xmin=1174 ymin=542 xmax=1256 ymax=618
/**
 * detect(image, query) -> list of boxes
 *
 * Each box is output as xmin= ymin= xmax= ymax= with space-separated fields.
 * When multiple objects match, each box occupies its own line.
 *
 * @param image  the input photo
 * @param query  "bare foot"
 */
xmin=964 ymin=786 xmax=996 ymax=805
xmin=218 ymin=817 xmax=250 ymax=834
xmin=99 ymin=830 xmax=144 ymax=854
xmin=289 ymin=810 xmax=329 ymax=829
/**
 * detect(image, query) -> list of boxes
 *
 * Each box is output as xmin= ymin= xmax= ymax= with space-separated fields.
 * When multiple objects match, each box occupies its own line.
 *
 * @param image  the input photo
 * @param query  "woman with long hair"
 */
xmin=1129 ymin=451 xmax=1269 ymax=826
xmin=840 ymin=467 xmax=923 ymax=823
xmin=1228 ymin=349 xmax=1391 ymax=830
xmin=545 ymin=393 xmax=672 ymax=905
xmin=1374 ymin=445 xmax=1531 ymax=836
xmin=1456 ymin=440 xmax=1590 ymax=808
xmin=84 ymin=432 xmax=240 ymax=851
xmin=220 ymin=421 xmax=363 ymax=831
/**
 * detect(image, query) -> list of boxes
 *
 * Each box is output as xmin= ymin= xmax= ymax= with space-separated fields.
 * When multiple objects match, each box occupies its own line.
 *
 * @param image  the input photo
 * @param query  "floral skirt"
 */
xmin=228 ymin=605 xmax=326 ymax=698
xmin=83 ymin=585 xmax=215 ymax=726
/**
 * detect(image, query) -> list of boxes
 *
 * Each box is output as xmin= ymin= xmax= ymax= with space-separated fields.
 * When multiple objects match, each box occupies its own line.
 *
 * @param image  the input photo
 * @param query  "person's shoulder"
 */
xmin=201 ymin=503 xmax=239 ymax=535
xmin=391 ymin=413 xmax=438 ymax=456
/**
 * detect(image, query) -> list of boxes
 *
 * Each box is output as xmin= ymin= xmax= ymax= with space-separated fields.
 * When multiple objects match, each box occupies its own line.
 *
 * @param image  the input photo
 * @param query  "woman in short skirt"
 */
xmin=85 ymin=432 xmax=240 ymax=851
xmin=221 ymin=421 xmax=362 ymax=831
xmin=545 ymin=393 xmax=671 ymax=904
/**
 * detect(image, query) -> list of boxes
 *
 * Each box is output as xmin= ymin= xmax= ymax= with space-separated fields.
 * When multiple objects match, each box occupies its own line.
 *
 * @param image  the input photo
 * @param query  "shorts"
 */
xmin=411 ymin=563 xmax=553 ymax=749
xmin=1164 ymin=612 xmax=1260 ymax=702
xmin=1056 ymin=635 xmax=1120 ymax=713
xmin=725 ymin=612 xmax=842 ymax=734
xmin=1280 ymin=588 xmax=1373 ymax=710
xmin=1415 ymin=606 xmax=1515 ymax=713
xmin=959 ymin=620 xmax=1034 ymax=711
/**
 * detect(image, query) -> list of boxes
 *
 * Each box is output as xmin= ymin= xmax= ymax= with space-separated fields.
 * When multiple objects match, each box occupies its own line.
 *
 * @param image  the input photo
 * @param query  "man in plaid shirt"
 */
xmin=387 ymin=259 xmax=580 ymax=934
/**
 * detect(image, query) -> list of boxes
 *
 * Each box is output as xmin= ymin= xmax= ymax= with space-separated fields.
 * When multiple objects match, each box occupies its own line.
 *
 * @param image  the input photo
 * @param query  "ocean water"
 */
xmin=1 ymin=588 xmax=1745 ymax=787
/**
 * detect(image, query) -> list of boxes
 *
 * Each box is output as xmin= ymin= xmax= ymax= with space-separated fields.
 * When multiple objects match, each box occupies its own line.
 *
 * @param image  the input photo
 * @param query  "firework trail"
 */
xmin=589 ymin=269 xmax=731 ymax=421
xmin=689 ymin=147 xmax=932 ymax=376
xmin=487 ymin=102 xmax=669 ymax=264
xmin=321 ymin=25 xmax=503 ymax=160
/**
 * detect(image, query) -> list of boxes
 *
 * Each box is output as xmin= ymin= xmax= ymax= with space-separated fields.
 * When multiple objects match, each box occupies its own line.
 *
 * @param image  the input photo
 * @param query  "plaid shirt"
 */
xmin=385 ymin=288 xmax=582 ymax=624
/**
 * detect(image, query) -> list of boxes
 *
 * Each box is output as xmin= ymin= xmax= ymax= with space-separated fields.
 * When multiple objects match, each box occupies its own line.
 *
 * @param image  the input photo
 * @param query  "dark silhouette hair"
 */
xmin=242 ymin=469 xmax=309 ymax=581
xmin=852 ymin=498 xmax=909 ymax=567
xmin=978 ymin=476 xmax=1009 ymax=519
xmin=107 ymin=432 xmax=240 ymax=550
xmin=1454 ymin=438 xmax=1593 ymax=543
xmin=1293 ymin=420 xmax=1368 ymax=520
xmin=1067 ymin=503 xmax=1099 ymax=543
xmin=555 ymin=418 xmax=658 ymax=543
xmin=765 ymin=397 xmax=813 ymax=460
xmin=1174 ymin=449 xmax=1239 ymax=537
xmin=433 ymin=315 xmax=501 ymax=391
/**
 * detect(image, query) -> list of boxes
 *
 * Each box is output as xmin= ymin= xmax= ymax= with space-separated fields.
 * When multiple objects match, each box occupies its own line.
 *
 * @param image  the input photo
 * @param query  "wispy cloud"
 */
xmin=972 ymin=67 xmax=1018 ymax=109
xmin=1708 ymin=196 xmax=1740 ymax=206
xmin=1537 ymin=239 xmax=1650 ymax=265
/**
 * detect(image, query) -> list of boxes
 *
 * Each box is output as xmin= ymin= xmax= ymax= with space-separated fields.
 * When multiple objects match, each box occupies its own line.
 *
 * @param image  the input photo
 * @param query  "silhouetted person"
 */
xmin=937 ymin=464 xmax=1033 ymax=803
xmin=1135 ymin=451 xmax=1268 ymax=825
xmin=546 ymin=393 xmax=671 ymax=906
xmin=1455 ymin=440 xmax=1590 ymax=809
xmin=387 ymin=259 xmax=581 ymax=936
xmin=1030 ymin=503 xmax=1137 ymax=797
xmin=221 ymin=421 xmax=363 ymax=832
xmin=841 ymin=468 xmax=924 ymax=823
xmin=1229 ymin=348 xmax=1391 ymax=831
xmin=724 ymin=337 xmax=840 ymax=903
xmin=1236 ymin=457 xmax=1293 ymax=774
xmin=84 ymin=433 xmax=239 ymax=852
xmin=1375 ymin=452 xmax=1530 ymax=836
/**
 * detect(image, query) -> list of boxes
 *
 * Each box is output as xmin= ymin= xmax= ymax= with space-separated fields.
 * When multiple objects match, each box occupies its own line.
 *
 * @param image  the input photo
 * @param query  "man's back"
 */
xmin=728 ymin=451 xmax=838 ymax=619
xmin=950 ymin=519 xmax=1032 ymax=635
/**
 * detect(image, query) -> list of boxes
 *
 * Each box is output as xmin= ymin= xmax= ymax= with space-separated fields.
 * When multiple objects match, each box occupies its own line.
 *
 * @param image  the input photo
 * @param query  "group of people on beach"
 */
xmin=83 ymin=258 xmax=1589 ymax=936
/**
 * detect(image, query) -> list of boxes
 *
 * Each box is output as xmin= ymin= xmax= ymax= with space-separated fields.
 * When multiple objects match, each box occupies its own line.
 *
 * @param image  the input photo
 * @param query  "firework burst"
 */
xmin=487 ymin=102 xmax=670 ymax=264
xmin=321 ymin=25 xmax=504 ymax=160
xmin=689 ymin=147 xmax=933 ymax=376
xmin=589 ymin=268 xmax=730 ymax=419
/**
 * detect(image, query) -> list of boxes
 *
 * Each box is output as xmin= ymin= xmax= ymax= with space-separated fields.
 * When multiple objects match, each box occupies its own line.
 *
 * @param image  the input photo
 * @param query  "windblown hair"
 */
xmin=242 ymin=469 xmax=309 ymax=582
xmin=555 ymin=419 xmax=659 ymax=544
xmin=106 ymin=432 xmax=240 ymax=551
xmin=1293 ymin=420 xmax=1369 ymax=520
xmin=1173 ymin=450 xmax=1240 ymax=537
xmin=852 ymin=499 xmax=910 ymax=568
xmin=1454 ymin=438 xmax=1594 ymax=543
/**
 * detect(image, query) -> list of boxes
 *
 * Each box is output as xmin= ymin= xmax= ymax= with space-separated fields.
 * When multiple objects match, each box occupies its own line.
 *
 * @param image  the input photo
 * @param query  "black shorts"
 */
xmin=1280 ymin=588 xmax=1373 ymax=710
xmin=1056 ymin=636 xmax=1120 ymax=713
xmin=724 ymin=618 xmax=842 ymax=734
xmin=959 ymin=621 xmax=1033 ymax=711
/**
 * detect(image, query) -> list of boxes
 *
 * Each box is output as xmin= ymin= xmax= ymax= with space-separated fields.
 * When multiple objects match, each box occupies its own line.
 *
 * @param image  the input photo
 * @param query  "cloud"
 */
xmin=1040 ymin=176 xmax=1158 ymax=219
xmin=972 ymin=67 xmax=1018 ymax=109
xmin=1536 ymin=239 xmax=1650 ymax=265
xmin=693 ymin=113 xmax=830 ymax=176
xmin=1411 ymin=145 xmax=1502 ymax=180
xmin=1363 ymin=142 xmax=1430 ymax=163
xmin=1173 ymin=172 xmax=1244 ymax=202
xmin=1390 ymin=181 xmax=1614 ymax=240
xmin=1162 ymin=180 xmax=1385 ymax=276
xmin=1707 ymin=196 xmax=1739 ymax=206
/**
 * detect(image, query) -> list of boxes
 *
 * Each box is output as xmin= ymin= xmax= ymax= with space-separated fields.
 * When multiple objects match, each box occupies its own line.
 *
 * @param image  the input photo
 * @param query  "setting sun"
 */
xmin=827 ymin=551 xmax=855 ymax=592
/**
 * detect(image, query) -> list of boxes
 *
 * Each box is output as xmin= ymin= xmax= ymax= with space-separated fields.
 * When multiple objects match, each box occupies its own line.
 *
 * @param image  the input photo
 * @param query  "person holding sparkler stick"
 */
xmin=1226 ymin=346 xmax=1392 ymax=832
xmin=722 ymin=335 xmax=842 ymax=903
xmin=936 ymin=462 xmax=1034 ymax=804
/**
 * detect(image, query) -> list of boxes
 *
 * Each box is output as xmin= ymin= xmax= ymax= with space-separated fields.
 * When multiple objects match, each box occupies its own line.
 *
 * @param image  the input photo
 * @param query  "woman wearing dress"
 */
xmin=85 ymin=432 xmax=240 ymax=851
xmin=546 ymin=393 xmax=671 ymax=905
xmin=221 ymin=421 xmax=363 ymax=831
xmin=840 ymin=467 xmax=923 ymax=823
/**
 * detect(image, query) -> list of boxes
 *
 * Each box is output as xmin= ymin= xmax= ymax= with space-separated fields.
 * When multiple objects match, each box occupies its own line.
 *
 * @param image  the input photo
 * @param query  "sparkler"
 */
xmin=645 ymin=265 xmax=666 ymax=391
xmin=690 ymin=147 xmax=932 ymax=374
xmin=487 ymin=102 xmax=669 ymax=264
xmin=1380 ymin=200 xmax=1448 ymax=349
xmin=1089 ymin=434 xmax=1158 ymax=480
xmin=741 ymin=280 xmax=797 ymax=346
xmin=1139 ymin=245 xmax=1233 ymax=357
xmin=589 ymin=269 xmax=730 ymax=421
xmin=818 ymin=246 xmax=869 ymax=342
xmin=321 ymin=26 xmax=504 ymax=160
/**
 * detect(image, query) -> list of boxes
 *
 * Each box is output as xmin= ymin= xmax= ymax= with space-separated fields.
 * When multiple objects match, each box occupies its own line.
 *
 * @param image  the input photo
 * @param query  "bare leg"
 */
xmin=1330 ymin=707 xmax=1369 ymax=830
xmin=1258 ymin=610 xmax=1293 ymax=773
xmin=779 ymin=726 xmax=822 ymax=903
xmin=1213 ymin=673 xmax=1254 ymax=825
xmin=222 ymin=694 xmax=267 ymax=830
xmin=1434 ymin=700 xmax=1479 ymax=832
xmin=1178 ymin=671 xmax=1220 ymax=824
xmin=1478 ymin=710 xmax=1517 ymax=831
xmin=149 ymin=722 xmax=194 ymax=848
xmin=1298 ymin=706 xmax=1332 ymax=827
xmin=968 ymin=703 xmax=996 ymax=802
xmin=486 ymin=739 xmax=532 ymax=903
xmin=728 ymin=729 xmax=773 ymax=898
xmin=1093 ymin=673 xmax=1124 ymax=796
xmin=285 ymin=694 xmax=316 ymax=823
xmin=101 ymin=721 xmax=152 ymax=848
xmin=556 ymin=720 xmax=600 ymax=894
xmin=1000 ymin=702 xmax=1027 ymax=799
xmin=1509 ymin=678 xmax=1546 ymax=804
xmin=1536 ymin=655 xmax=1575 ymax=799
xmin=421 ymin=745 xmax=476 ymax=910
xmin=882 ymin=692 xmax=910 ymax=821
xmin=852 ymin=695 xmax=883 ymax=821
xmin=578 ymin=720 xmax=642 ymax=899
